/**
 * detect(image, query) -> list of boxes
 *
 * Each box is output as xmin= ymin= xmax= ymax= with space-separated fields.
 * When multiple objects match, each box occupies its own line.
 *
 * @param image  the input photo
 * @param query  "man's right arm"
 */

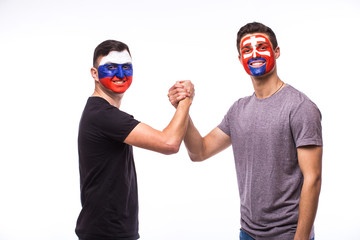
xmin=168 ymin=82 xmax=231 ymax=161
xmin=184 ymin=118 xmax=231 ymax=162
xmin=124 ymin=81 xmax=193 ymax=155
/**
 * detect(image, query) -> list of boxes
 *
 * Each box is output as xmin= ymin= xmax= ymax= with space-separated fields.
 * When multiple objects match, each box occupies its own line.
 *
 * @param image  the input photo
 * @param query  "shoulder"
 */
xmin=282 ymin=85 xmax=322 ymax=122
xmin=283 ymin=85 xmax=315 ymax=103
xmin=228 ymin=94 xmax=254 ymax=112
xmin=83 ymin=97 xmax=139 ymax=125
xmin=282 ymin=85 xmax=320 ymax=112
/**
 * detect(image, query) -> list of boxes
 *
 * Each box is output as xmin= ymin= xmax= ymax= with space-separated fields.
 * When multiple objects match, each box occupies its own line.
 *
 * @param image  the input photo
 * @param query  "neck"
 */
xmin=251 ymin=69 xmax=284 ymax=99
xmin=92 ymin=87 xmax=124 ymax=108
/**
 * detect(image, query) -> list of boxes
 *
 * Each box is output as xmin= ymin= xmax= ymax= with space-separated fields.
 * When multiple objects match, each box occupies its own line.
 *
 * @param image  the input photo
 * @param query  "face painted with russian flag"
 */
xmin=97 ymin=51 xmax=133 ymax=93
xmin=240 ymin=34 xmax=275 ymax=76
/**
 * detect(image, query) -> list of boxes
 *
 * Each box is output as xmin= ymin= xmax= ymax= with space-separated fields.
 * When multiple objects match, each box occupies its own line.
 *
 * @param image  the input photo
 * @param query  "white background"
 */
xmin=1 ymin=0 xmax=359 ymax=239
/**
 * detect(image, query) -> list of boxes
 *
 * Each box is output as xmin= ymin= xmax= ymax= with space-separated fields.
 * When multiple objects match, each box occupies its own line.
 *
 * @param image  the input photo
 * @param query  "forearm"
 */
xmin=184 ymin=117 xmax=205 ymax=161
xmin=161 ymin=98 xmax=191 ymax=152
xmin=294 ymin=177 xmax=321 ymax=240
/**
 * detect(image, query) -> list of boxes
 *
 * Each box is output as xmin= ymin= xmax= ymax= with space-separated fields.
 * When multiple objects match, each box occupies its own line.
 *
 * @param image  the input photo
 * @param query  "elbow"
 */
xmin=162 ymin=142 xmax=181 ymax=155
xmin=313 ymin=173 xmax=322 ymax=188
xmin=304 ymin=174 xmax=322 ymax=193
xmin=315 ymin=175 xmax=322 ymax=191
xmin=189 ymin=153 xmax=205 ymax=162
xmin=190 ymin=157 xmax=203 ymax=162
xmin=312 ymin=176 xmax=322 ymax=198
xmin=167 ymin=145 xmax=180 ymax=155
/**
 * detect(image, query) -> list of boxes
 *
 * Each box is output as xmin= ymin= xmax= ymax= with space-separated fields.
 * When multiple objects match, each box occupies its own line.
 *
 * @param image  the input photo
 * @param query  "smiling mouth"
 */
xmin=112 ymin=80 xmax=126 ymax=84
xmin=249 ymin=60 xmax=265 ymax=68
xmin=112 ymin=77 xmax=127 ymax=84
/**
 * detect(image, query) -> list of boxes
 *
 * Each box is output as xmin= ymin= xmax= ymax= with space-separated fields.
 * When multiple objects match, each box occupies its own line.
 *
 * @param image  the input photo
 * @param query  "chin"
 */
xmin=249 ymin=67 xmax=266 ymax=76
xmin=252 ymin=71 xmax=266 ymax=76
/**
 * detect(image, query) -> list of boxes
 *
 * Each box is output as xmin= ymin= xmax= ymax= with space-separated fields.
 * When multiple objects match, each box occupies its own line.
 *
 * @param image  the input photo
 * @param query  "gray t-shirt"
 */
xmin=218 ymin=84 xmax=322 ymax=240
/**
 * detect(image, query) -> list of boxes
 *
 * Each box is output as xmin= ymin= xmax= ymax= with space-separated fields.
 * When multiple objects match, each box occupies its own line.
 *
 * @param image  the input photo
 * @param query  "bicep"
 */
xmin=124 ymin=123 xmax=174 ymax=154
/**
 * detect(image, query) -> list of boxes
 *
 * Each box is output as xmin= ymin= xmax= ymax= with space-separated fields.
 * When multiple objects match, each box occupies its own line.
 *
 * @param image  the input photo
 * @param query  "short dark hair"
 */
xmin=236 ymin=22 xmax=278 ymax=54
xmin=93 ymin=40 xmax=131 ymax=68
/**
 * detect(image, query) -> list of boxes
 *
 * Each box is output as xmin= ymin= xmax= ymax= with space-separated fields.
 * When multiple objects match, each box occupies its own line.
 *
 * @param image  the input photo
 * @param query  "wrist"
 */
xmin=294 ymin=230 xmax=310 ymax=240
xmin=177 ymin=97 xmax=192 ymax=108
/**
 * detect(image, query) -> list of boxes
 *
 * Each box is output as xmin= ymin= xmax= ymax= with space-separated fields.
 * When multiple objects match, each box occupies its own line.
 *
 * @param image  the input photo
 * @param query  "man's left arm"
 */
xmin=294 ymin=145 xmax=323 ymax=240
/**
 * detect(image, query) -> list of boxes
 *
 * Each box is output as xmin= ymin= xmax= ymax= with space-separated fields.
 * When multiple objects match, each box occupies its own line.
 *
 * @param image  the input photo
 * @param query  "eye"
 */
xmin=122 ymin=64 xmax=132 ymax=70
xmin=257 ymin=43 xmax=269 ymax=51
xmin=106 ymin=64 xmax=117 ymax=70
xmin=242 ymin=48 xmax=251 ymax=54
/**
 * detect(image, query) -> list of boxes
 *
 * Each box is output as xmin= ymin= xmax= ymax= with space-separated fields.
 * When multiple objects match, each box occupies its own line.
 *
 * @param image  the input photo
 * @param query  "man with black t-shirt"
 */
xmin=76 ymin=40 xmax=194 ymax=240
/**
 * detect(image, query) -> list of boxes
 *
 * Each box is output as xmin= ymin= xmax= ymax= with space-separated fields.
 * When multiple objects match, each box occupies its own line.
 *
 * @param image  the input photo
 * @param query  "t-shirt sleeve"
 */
xmin=218 ymin=104 xmax=234 ymax=137
xmin=99 ymin=107 xmax=140 ymax=143
xmin=290 ymin=99 xmax=323 ymax=147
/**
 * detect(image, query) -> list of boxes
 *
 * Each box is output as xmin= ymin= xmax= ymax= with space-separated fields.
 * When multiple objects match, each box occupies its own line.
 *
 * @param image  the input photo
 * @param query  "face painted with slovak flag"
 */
xmin=97 ymin=51 xmax=133 ymax=93
xmin=240 ymin=34 xmax=275 ymax=76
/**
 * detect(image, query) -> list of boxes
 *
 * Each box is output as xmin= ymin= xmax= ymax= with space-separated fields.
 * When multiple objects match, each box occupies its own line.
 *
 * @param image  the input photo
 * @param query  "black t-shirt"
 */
xmin=76 ymin=97 xmax=140 ymax=240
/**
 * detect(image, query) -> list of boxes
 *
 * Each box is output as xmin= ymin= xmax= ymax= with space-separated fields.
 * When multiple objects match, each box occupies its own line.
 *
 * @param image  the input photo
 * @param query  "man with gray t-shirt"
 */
xmin=168 ymin=22 xmax=322 ymax=240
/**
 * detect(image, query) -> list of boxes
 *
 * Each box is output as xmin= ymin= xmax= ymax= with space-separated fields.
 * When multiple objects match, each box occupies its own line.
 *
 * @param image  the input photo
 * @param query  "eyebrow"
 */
xmin=241 ymin=45 xmax=251 ymax=50
xmin=257 ymin=42 xmax=270 ymax=47
xmin=241 ymin=42 xmax=269 ymax=50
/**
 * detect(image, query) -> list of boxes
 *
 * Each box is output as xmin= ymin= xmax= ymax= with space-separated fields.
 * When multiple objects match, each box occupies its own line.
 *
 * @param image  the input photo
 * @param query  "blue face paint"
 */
xmin=248 ymin=58 xmax=267 ymax=76
xmin=98 ymin=63 xmax=133 ymax=79
xmin=97 ymin=63 xmax=133 ymax=93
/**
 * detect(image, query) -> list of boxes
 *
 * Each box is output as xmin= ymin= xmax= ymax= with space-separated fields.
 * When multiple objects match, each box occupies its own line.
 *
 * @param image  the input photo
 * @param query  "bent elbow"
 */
xmin=168 ymin=145 xmax=180 ymax=155
xmin=189 ymin=153 xmax=205 ymax=162
xmin=162 ymin=143 xmax=180 ymax=155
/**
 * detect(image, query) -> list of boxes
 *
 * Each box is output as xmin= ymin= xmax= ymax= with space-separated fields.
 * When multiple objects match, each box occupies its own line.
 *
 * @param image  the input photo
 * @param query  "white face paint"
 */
xmin=242 ymin=36 xmax=271 ymax=59
xmin=99 ymin=50 xmax=132 ymax=66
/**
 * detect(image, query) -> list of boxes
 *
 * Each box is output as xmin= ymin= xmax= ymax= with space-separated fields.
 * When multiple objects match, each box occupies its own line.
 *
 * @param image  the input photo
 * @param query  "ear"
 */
xmin=238 ymin=55 xmax=244 ymax=66
xmin=91 ymin=67 xmax=99 ymax=82
xmin=274 ymin=46 xmax=280 ymax=59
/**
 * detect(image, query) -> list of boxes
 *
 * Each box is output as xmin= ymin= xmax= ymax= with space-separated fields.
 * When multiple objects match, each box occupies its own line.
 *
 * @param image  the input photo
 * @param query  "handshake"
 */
xmin=167 ymin=80 xmax=195 ymax=108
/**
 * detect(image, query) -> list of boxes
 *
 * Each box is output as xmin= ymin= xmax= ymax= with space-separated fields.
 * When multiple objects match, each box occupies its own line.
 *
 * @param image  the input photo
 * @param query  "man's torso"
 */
xmin=76 ymin=97 xmax=140 ymax=240
xmin=218 ymin=84 xmax=322 ymax=239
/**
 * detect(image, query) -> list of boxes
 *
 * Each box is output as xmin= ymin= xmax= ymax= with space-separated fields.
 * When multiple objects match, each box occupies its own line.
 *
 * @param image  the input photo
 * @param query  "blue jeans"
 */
xmin=240 ymin=229 xmax=315 ymax=240
xmin=240 ymin=230 xmax=255 ymax=240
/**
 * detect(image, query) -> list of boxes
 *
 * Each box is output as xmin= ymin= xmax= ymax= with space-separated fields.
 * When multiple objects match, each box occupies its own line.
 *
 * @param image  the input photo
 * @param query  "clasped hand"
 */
xmin=168 ymin=80 xmax=195 ymax=108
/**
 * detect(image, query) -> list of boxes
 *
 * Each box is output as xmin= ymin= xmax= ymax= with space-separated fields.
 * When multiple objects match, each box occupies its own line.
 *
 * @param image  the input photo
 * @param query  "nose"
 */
xmin=115 ymin=66 xmax=125 ymax=79
xmin=252 ymin=50 xmax=260 ymax=58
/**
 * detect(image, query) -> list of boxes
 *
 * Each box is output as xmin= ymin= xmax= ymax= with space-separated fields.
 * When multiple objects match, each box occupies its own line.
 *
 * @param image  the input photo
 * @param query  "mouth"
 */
xmin=112 ymin=80 xmax=126 ymax=84
xmin=112 ymin=78 xmax=127 ymax=85
xmin=249 ymin=60 xmax=265 ymax=68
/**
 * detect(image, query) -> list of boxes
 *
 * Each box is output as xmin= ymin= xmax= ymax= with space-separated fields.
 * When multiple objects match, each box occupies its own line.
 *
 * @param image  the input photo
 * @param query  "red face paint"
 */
xmin=240 ymin=34 xmax=275 ymax=76
xmin=99 ymin=75 xmax=133 ymax=94
xmin=97 ymin=51 xmax=133 ymax=93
